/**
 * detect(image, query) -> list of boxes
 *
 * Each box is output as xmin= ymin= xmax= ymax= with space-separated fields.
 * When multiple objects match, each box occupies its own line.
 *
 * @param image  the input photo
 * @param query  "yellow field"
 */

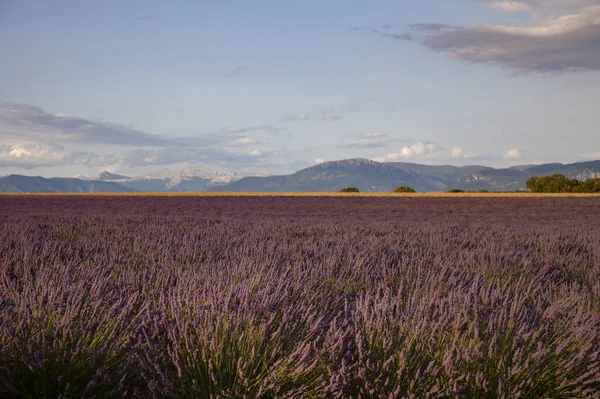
xmin=2 ymin=192 xmax=600 ymax=198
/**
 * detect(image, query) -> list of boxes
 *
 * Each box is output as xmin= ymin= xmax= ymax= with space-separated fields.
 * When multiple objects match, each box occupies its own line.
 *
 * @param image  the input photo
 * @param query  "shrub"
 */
xmin=447 ymin=188 xmax=465 ymax=193
xmin=339 ymin=187 xmax=360 ymax=193
xmin=393 ymin=186 xmax=416 ymax=193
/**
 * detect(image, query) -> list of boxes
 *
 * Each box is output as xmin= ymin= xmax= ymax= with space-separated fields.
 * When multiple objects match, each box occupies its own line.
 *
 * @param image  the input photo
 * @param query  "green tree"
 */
xmin=393 ymin=186 xmax=416 ymax=193
xmin=525 ymin=177 xmax=539 ymax=192
xmin=526 ymin=174 xmax=579 ymax=193
xmin=339 ymin=187 xmax=360 ymax=193
xmin=573 ymin=178 xmax=600 ymax=193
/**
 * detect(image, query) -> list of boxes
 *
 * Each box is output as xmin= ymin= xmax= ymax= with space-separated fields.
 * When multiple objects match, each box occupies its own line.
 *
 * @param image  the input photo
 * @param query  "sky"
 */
xmin=0 ymin=0 xmax=599 ymax=177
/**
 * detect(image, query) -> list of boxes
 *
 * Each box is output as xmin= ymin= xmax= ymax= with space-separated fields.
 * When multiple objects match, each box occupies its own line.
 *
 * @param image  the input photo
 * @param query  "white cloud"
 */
xmin=375 ymin=3 xmax=600 ymax=72
xmin=580 ymin=151 xmax=600 ymax=159
xmin=0 ymin=144 xmax=99 ymax=169
xmin=451 ymin=147 xmax=464 ymax=158
xmin=503 ymin=148 xmax=522 ymax=159
xmin=448 ymin=146 xmax=482 ymax=160
xmin=373 ymin=142 xmax=438 ymax=162
xmin=219 ymin=125 xmax=286 ymax=135
xmin=361 ymin=132 xmax=385 ymax=139
xmin=314 ymin=158 xmax=325 ymax=164
xmin=229 ymin=137 xmax=267 ymax=146
xmin=488 ymin=1 xmax=533 ymax=13
xmin=478 ymin=0 xmax=597 ymax=13
xmin=0 ymin=103 xmax=286 ymax=173
xmin=421 ymin=5 xmax=600 ymax=72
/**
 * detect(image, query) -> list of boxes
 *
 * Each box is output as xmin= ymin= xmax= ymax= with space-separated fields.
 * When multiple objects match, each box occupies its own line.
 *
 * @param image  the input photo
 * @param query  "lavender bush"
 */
xmin=1 ymin=196 xmax=599 ymax=398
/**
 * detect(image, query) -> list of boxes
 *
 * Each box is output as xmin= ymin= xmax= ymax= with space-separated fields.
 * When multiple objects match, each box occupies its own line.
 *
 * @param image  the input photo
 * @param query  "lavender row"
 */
xmin=1 ymin=196 xmax=599 ymax=398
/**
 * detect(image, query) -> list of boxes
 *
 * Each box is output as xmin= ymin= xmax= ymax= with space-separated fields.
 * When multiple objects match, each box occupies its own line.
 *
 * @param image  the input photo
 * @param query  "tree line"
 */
xmin=526 ymin=174 xmax=600 ymax=193
xmin=339 ymin=174 xmax=600 ymax=194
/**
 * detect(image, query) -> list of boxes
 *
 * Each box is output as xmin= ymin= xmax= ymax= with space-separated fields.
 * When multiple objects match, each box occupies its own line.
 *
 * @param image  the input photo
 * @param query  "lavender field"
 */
xmin=1 ymin=196 xmax=600 ymax=398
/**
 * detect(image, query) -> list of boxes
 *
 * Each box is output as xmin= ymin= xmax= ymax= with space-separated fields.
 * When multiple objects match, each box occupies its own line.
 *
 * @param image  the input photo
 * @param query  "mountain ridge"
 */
xmin=215 ymin=159 xmax=600 ymax=193
xmin=0 ymin=175 xmax=135 ymax=193
xmin=1 ymin=159 xmax=599 ymax=193
xmin=94 ymin=166 xmax=270 ymax=191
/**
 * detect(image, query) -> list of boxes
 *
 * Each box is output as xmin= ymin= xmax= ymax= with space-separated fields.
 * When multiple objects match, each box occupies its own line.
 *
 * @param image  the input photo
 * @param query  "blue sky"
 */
xmin=1 ymin=0 xmax=599 ymax=177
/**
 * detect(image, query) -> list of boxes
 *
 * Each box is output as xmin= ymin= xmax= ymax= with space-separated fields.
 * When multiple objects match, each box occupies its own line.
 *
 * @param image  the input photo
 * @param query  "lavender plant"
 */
xmin=1 ymin=196 xmax=599 ymax=398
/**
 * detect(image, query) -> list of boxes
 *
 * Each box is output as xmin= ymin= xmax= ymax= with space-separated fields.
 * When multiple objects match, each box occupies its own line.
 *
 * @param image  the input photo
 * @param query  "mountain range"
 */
xmin=1 ymin=159 xmax=600 ymax=193
xmin=0 ymin=175 xmax=132 ymax=193
xmin=89 ymin=167 xmax=269 ymax=192
xmin=214 ymin=159 xmax=600 ymax=192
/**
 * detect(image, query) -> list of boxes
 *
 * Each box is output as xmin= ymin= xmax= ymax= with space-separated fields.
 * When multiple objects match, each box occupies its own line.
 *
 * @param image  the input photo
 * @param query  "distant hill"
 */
xmin=214 ymin=159 xmax=442 ymax=192
xmin=215 ymin=159 xmax=600 ymax=192
xmin=93 ymin=167 xmax=270 ymax=192
xmin=0 ymin=175 xmax=134 ymax=193
xmin=96 ymin=171 xmax=131 ymax=181
xmin=2 ymin=160 xmax=600 ymax=193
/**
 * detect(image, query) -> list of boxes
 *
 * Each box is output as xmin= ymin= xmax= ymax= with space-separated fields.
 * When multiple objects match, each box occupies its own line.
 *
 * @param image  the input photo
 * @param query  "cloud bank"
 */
xmin=373 ymin=142 xmax=439 ymax=162
xmin=0 ymin=104 xmax=282 ymax=171
xmin=0 ymin=144 xmax=99 ymax=169
xmin=359 ymin=2 xmax=600 ymax=73
xmin=0 ymin=104 xmax=172 ymax=146
xmin=419 ymin=5 xmax=600 ymax=72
